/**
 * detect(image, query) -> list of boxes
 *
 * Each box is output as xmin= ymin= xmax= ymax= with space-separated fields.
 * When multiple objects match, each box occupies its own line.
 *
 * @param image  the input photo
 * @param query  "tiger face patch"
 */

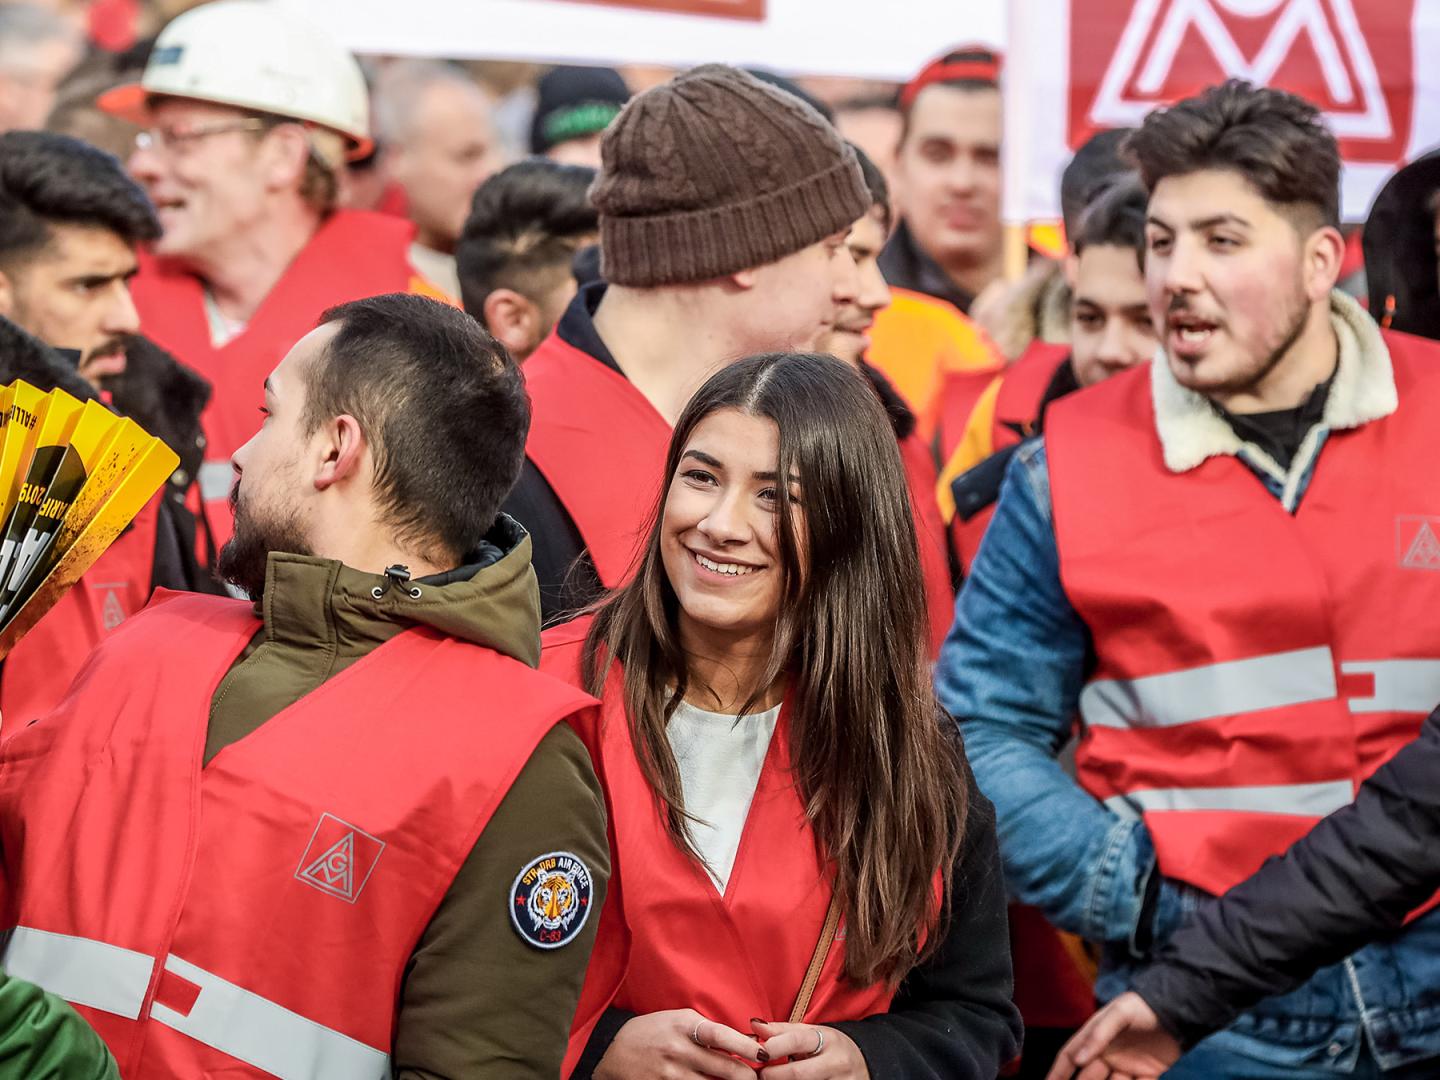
xmin=510 ymin=851 xmax=594 ymax=949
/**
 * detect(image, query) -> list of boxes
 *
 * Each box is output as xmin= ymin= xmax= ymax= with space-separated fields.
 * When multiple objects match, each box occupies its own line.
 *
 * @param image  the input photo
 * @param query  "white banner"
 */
xmin=1003 ymin=0 xmax=1440 ymax=224
xmin=282 ymin=0 xmax=1005 ymax=82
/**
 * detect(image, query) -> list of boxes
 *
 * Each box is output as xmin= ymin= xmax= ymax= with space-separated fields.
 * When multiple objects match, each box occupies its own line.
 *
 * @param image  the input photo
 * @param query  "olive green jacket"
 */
xmin=208 ymin=518 xmax=607 ymax=1078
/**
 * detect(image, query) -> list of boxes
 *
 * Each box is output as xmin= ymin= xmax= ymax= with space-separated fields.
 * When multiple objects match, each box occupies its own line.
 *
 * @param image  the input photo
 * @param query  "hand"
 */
xmin=752 ymin=1019 xmax=868 ymax=1079
xmin=595 ymin=1009 xmax=765 ymax=1080
xmin=1045 ymin=992 xmax=1182 ymax=1080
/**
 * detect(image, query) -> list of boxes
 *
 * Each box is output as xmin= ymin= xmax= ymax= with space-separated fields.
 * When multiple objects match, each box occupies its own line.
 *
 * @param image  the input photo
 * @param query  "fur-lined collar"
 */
xmin=1151 ymin=290 xmax=1397 ymax=474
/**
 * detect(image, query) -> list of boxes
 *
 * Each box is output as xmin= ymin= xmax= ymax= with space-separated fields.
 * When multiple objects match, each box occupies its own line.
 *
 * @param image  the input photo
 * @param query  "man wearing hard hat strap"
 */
xmin=100 ymin=0 xmax=449 ymax=553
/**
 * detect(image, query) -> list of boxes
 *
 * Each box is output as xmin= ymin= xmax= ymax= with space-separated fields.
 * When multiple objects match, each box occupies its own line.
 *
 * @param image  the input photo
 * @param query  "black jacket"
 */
xmin=1364 ymin=150 xmax=1440 ymax=341
xmin=1133 ymin=705 xmax=1440 ymax=1048
xmin=574 ymin=754 xmax=1022 ymax=1079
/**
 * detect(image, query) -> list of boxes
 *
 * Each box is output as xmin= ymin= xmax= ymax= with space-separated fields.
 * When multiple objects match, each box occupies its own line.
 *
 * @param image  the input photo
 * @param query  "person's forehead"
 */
xmin=27 ymin=222 xmax=135 ymax=270
xmin=273 ymin=322 xmax=340 ymax=389
xmin=1075 ymin=244 xmax=1146 ymax=300
xmin=908 ymin=84 xmax=1001 ymax=140
xmin=1148 ymin=169 xmax=1272 ymax=223
xmin=415 ymin=80 xmax=493 ymax=133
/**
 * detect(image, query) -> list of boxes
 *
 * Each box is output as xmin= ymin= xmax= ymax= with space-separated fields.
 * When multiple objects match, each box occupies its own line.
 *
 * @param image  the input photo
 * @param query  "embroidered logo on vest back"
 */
xmin=1398 ymin=517 xmax=1440 ymax=570
xmin=510 ymin=851 xmax=594 ymax=949
xmin=295 ymin=813 xmax=385 ymax=903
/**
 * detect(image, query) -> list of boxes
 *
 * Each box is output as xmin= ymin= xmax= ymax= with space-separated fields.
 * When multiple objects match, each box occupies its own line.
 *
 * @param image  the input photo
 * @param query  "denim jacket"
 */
xmin=936 ymin=294 xmax=1440 ymax=1071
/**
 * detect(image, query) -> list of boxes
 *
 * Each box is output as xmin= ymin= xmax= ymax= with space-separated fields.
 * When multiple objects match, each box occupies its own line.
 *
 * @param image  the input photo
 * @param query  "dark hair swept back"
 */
xmin=308 ymin=294 xmax=530 ymax=562
xmin=0 ymin=130 xmax=159 ymax=268
xmin=1072 ymin=173 xmax=1149 ymax=270
xmin=581 ymin=352 xmax=969 ymax=987
xmin=1124 ymin=79 xmax=1341 ymax=230
xmin=456 ymin=158 xmax=599 ymax=325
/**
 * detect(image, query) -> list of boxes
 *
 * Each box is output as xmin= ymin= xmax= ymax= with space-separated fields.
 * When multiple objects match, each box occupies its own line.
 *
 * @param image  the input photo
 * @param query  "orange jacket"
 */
xmin=867 ymin=288 xmax=1001 ymax=441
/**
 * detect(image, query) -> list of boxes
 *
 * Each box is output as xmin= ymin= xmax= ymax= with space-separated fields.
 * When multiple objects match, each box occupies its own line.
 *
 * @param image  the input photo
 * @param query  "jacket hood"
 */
xmin=261 ymin=513 xmax=544 ymax=668
xmin=1364 ymin=149 xmax=1440 ymax=340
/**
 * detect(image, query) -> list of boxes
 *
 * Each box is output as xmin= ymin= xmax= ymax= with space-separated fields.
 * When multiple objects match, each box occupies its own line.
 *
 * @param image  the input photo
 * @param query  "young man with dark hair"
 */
xmin=506 ymin=64 xmax=868 ymax=620
xmin=456 ymin=158 xmax=598 ymax=361
xmin=0 ymin=129 xmax=213 ymax=726
xmin=0 ymin=292 xmax=610 ymax=1079
xmin=881 ymin=46 xmax=1003 ymax=315
xmin=0 ymin=129 xmax=156 ymax=381
xmin=937 ymin=80 xmax=1440 ymax=1078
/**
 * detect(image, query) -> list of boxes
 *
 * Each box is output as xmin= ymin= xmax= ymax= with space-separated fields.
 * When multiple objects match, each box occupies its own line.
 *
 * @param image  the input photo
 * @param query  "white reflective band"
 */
xmin=1342 ymin=660 xmax=1440 ymax=714
xmin=1080 ymin=646 xmax=1337 ymax=730
xmin=198 ymin=460 xmax=234 ymax=502
xmin=150 ymin=954 xmax=389 ymax=1080
xmin=1104 ymin=779 xmax=1355 ymax=820
xmin=2 ymin=926 xmax=153 ymax=1020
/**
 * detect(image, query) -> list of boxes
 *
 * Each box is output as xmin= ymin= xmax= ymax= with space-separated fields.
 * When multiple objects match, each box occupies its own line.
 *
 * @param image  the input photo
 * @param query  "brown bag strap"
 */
xmin=788 ymin=894 xmax=843 ymax=1023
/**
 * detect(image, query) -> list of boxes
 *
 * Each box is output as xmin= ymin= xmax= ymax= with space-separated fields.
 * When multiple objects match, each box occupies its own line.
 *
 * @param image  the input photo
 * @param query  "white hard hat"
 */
xmin=99 ymin=0 xmax=372 ymax=158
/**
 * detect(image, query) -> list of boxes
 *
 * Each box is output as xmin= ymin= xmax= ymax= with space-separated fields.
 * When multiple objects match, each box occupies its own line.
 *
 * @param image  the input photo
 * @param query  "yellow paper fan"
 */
xmin=0 ymin=379 xmax=179 ymax=658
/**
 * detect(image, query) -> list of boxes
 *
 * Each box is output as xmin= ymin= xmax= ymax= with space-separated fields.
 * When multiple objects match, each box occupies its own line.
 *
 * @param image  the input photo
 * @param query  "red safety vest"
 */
xmin=526 ymin=336 xmax=955 ymax=654
xmin=952 ymin=343 xmax=1070 ymax=572
xmin=130 ymin=210 xmax=423 ymax=548
xmin=0 ymin=591 xmax=596 ymax=1078
xmin=1047 ymin=331 xmax=1440 ymax=896
xmin=1 ymin=492 xmax=159 ymax=727
xmin=523 ymin=333 xmax=671 ymax=587
xmin=541 ymin=620 xmax=913 ymax=1037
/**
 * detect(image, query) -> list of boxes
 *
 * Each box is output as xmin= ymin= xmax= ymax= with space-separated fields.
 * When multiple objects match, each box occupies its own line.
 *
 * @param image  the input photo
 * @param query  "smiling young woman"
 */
xmin=543 ymin=352 xmax=1021 ymax=1080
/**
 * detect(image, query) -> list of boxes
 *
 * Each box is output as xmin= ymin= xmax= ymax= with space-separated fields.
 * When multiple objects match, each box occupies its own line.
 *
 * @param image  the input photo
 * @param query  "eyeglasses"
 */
xmin=133 ymin=119 xmax=271 ymax=155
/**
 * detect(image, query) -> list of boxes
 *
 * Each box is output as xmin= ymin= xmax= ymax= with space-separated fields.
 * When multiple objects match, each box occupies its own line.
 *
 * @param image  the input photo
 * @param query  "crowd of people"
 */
xmin=0 ymin=1 xmax=1438 ymax=1078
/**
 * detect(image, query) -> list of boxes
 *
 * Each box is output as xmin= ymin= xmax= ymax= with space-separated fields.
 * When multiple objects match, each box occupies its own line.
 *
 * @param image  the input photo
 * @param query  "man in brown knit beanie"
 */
xmin=504 ymin=63 xmax=869 ymax=618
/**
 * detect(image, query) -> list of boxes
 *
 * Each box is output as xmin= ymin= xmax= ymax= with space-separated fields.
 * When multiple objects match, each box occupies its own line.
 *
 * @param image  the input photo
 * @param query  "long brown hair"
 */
xmin=582 ymin=352 xmax=969 ymax=986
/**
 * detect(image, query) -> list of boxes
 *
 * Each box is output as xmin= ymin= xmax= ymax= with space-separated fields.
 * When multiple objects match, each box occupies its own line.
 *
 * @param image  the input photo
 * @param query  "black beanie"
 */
xmin=530 ymin=65 xmax=631 ymax=155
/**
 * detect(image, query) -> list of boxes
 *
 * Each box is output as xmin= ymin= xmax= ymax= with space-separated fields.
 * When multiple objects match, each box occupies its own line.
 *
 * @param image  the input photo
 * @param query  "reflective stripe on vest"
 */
xmin=1342 ymin=659 xmax=1440 ymax=713
xmin=1080 ymin=646 xmax=1337 ymax=730
xmin=1103 ymin=779 xmax=1355 ymax=820
xmin=4 ymin=926 xmax=152 ymax=1020
xmin=2 ymin=929 xmax=389 ymax=1079
xmin=152 ymin=954 xmax=389 ymax=1080
xmin=198 ymin=460 xmax=233 ymax=504
xmin=1081 ymin=650 xmax=1440 ymax=731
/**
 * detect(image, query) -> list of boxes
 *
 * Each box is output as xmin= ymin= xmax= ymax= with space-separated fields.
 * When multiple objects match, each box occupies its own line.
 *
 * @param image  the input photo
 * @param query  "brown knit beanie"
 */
xmin=591 ymin=64 xmax=870 ymax=287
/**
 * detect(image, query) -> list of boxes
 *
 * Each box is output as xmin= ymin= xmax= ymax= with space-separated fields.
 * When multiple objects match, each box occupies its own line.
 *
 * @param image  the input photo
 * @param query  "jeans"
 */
xmin=1165 ymin=1042 xmax=1440 ymax=1078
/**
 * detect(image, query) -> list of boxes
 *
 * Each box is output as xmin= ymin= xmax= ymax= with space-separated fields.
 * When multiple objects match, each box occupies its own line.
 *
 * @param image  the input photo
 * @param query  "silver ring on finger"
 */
xmin=691 ymin=1020 xmax=705 ymax=1048
xmin=807 ymin=1028 xmax=825 ymax=1057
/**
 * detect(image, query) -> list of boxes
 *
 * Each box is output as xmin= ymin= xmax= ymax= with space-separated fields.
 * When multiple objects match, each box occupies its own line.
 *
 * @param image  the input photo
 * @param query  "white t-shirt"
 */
xmin=666 ymin=698 xmax=782 ymax=894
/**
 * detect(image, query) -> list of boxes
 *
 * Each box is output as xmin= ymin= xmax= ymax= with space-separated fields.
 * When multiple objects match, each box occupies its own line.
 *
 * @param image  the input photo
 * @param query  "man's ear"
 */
xmin=0 ymin=269 xmax=18 ymax=317
xmin=1303 ymin=225 xmax=1346 ymax=302
xmin=730 ymin=267 xmax=760 ymax=290
xmin=483 ymin=288 xmax=541 ymax=358
xmin=260 ymin=123 xmax=313 ymax=194
xmin=313 ymin=414 xmax=367 ymax=492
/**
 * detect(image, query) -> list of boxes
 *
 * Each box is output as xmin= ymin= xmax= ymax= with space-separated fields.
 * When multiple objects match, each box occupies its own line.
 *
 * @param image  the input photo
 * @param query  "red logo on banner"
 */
xmin=1068 ymin=0 xmax=1415 ymax=162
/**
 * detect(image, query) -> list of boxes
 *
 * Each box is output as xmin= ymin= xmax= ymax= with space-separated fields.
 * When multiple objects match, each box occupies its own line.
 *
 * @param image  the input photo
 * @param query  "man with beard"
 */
xmin=936 ymin=81 xmax=1440 ymax=1078
xmin=0 ymin=293 xmax=610 ymax=1079
xmin=0 ymin=129 xmax=211 ymax=725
